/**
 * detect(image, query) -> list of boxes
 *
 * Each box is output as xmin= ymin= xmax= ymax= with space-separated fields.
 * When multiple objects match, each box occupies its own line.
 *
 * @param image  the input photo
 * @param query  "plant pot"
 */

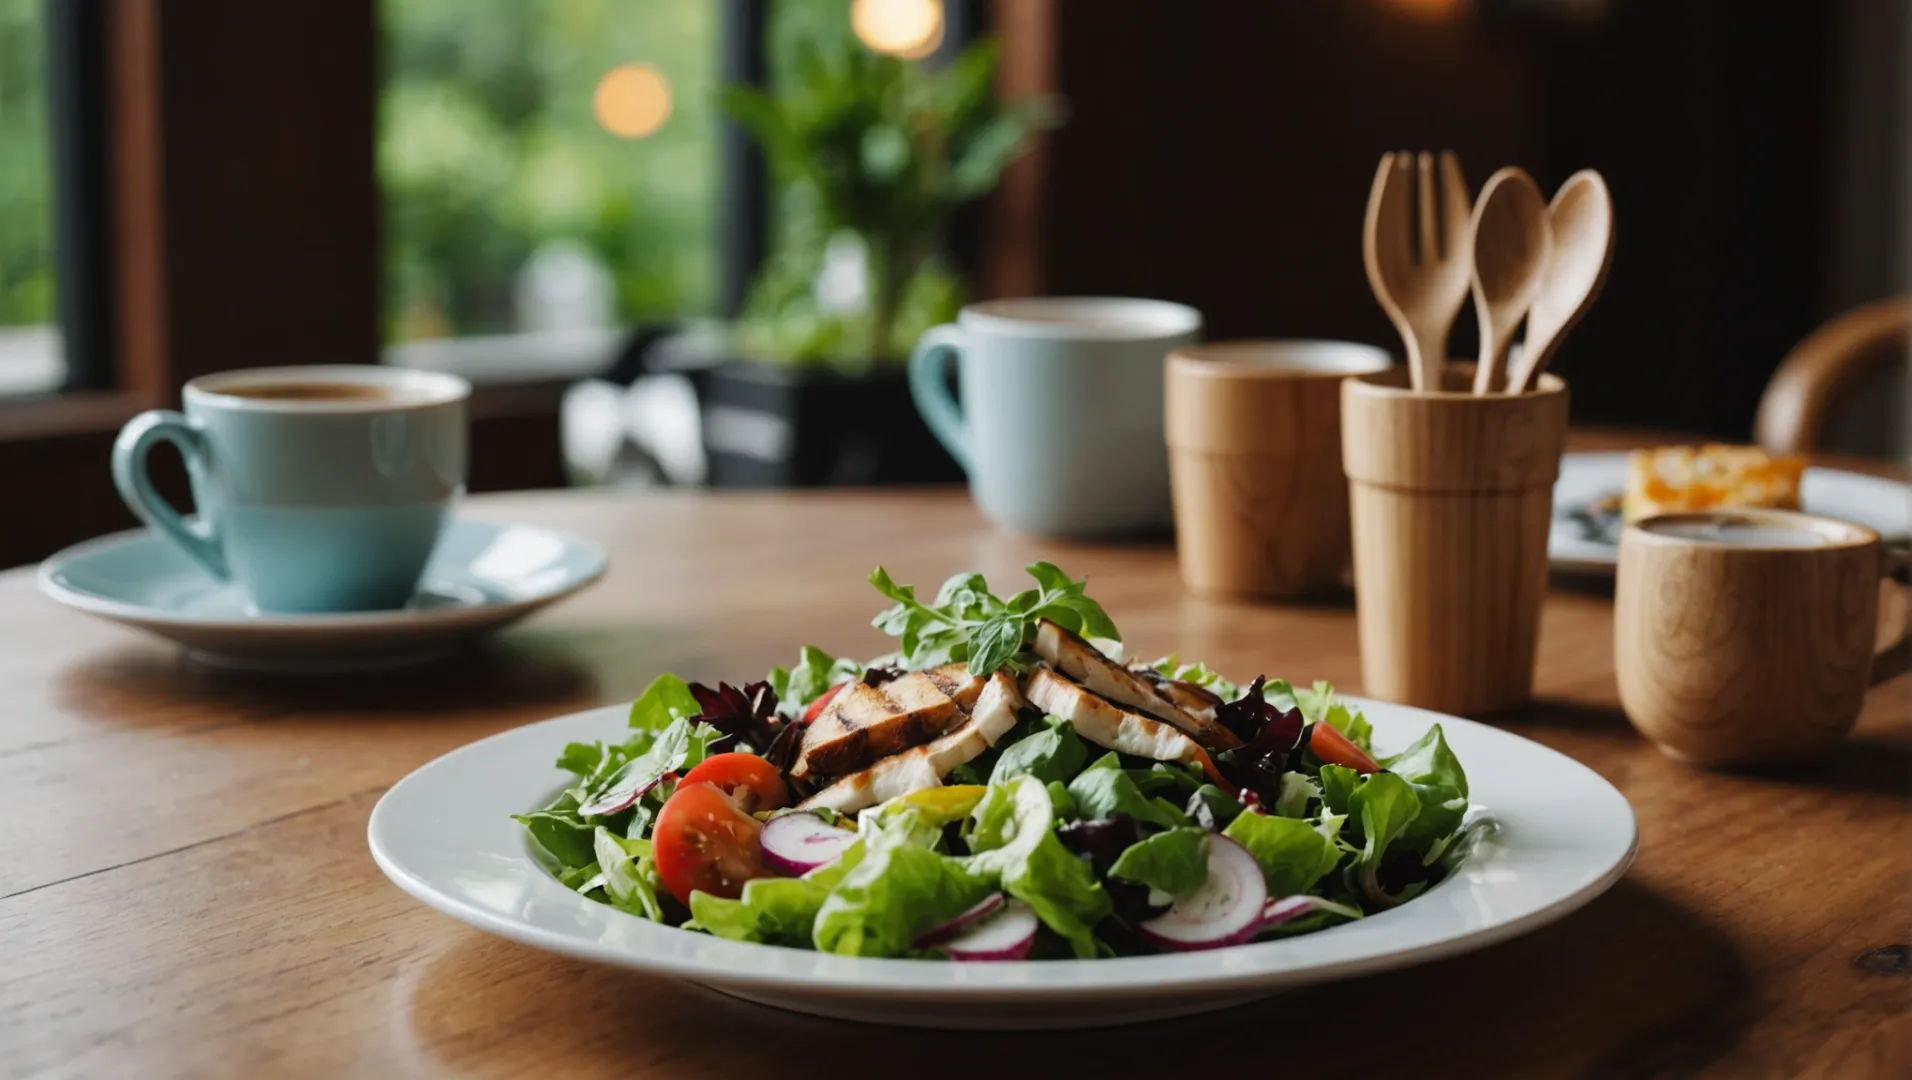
xmin=696 ymin=359 xmax=963 ymax=488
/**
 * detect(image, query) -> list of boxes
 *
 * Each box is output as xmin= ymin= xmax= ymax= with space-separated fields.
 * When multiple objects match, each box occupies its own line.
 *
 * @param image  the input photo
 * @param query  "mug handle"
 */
xmin=1872 ymin=545 xmax=1911 ymax=684
xmin=111 ymin=410 xmax=228 ymax=581
xmin=907 ymin=324 xmax=970 ymax=472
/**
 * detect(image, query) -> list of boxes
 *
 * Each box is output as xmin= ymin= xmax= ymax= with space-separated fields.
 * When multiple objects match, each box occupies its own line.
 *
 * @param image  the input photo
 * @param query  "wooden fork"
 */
xmin=1362 ymin=150 xmax=1473 ymax=391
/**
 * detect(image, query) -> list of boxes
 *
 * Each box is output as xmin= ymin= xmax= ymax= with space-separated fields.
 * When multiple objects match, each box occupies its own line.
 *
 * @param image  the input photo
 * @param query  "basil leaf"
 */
xmin=991 ymin=714 xmax=1088 ymax=786
xmin=968 ymin=612 xmax=1027 ymax=677
xmin=1068 ymin=753 xmax=1191 ymax=830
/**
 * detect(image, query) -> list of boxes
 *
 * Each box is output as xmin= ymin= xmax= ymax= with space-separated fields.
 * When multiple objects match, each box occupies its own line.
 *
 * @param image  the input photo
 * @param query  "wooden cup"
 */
xmin=1165 ymin=341 xmax=1392 ymax=599
xmin=1341 ymin=364 xmax=1571 ymax=714
xmin=1615 ymin=509 xmax=1910 ymax=767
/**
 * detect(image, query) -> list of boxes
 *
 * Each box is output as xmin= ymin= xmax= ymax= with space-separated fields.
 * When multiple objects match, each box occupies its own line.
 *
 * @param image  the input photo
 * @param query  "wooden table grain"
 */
xmin=3 ymin=443 xmax=1908 ymax=1079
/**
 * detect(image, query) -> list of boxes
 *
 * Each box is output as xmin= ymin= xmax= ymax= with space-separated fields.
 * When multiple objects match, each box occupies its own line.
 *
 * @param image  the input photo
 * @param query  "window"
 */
xmin=0 ymin=0 xmax=62 ymax=396
xmin=378 ymin=0 xmax=721 ymax=378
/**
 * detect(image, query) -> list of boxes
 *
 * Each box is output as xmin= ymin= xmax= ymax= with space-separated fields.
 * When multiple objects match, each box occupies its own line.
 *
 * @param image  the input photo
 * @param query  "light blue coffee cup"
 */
xmin=909 ymin=297 xmax=1202 ymax=535
xmin=111 ymin=365 xmax=470 ymax=613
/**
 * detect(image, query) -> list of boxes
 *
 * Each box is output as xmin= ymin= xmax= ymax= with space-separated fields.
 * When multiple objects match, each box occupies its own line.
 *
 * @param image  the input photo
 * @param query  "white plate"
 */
xmin=39 ymin=519 xmax=606 ymax=673
xmin=368 ymin=698 xmax=1637 ymax=1030
xmin=1551 ymin=451 xmax=1911 ymax=573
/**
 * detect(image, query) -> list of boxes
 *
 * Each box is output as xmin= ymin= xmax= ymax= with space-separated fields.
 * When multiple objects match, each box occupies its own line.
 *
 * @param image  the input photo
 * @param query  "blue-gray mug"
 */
xmin=909 ymin=297 xmax=1202 ymax=535
xmin=111 ymin=365 xmax=470 ymax=613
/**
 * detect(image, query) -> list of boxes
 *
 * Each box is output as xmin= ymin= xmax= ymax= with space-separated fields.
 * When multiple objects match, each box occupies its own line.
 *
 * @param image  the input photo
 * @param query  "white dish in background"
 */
xmin=368 ymin=697 xmax=1637 ymax=1030
xmin=38 ymin=519 xmax=606 ymax=673
xmin=1551 ymin=451 xmax=1910 ymax=574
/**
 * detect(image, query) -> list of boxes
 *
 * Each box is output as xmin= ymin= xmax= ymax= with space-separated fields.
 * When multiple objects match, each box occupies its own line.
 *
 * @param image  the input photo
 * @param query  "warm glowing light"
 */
xmin=851 ymin=0 xmax=944 ymax=59
xmin=1384 ymin=0 xmax=1468 ymax=19
xmin=593 ymin=63 xmax=672 ymax=139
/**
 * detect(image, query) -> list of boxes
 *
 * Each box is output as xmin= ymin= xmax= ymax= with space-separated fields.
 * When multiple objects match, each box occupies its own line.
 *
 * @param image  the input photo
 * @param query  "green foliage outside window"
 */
xmin=0 ymin=0 xmax=56 ymax=328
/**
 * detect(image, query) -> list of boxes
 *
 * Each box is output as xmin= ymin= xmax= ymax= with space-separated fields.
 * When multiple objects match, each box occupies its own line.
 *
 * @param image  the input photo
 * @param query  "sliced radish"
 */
xmin=1134 ymin=835 xmax=1267 ymax=952
xmin=940 ymin=900 xmax=1039 ymax=961
xmin=913 ymin=893 xmax=1006 ymax=948
xmin=579 ymin=769 xmax=675 ymax=817
xmin=1262 ymin=894 xmax=1365 ymax=928
xmin=759 ymin=812 xmax=857 ymax=876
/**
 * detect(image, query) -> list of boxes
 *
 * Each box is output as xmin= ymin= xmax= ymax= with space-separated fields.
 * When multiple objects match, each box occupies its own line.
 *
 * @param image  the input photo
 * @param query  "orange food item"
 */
xmin=1622 ymin=444 xmax=1806 ymax=522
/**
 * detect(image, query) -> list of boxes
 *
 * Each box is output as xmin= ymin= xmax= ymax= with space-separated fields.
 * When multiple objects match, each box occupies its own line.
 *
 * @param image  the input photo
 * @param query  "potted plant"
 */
xmin=700 ymin=23 xmax=1062 ymax=487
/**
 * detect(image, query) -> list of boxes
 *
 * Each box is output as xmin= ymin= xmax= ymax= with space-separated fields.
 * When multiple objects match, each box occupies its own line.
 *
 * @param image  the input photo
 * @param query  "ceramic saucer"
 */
xmin=38 ymin=519 xmax=607 ymax=673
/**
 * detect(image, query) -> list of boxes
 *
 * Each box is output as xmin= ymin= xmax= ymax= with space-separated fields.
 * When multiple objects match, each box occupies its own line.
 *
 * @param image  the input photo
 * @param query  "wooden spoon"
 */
xmin=1504 ymin=170 xmax=1615 ymax=394
xmin=1362 ymin=150 xmax=1473 ymax=391
xmin=1468 ymin=167 xmax=1553 ymax=396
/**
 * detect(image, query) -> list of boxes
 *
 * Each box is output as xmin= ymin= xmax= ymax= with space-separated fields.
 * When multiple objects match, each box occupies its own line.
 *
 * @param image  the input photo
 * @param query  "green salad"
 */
xmin=515 ymin=563 xmax=1473 ymax=960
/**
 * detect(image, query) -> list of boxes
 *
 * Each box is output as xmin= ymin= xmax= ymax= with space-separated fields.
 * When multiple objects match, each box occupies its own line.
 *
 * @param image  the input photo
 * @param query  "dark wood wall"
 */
xmin=995 ymin=0 xmax=1844 ymax=439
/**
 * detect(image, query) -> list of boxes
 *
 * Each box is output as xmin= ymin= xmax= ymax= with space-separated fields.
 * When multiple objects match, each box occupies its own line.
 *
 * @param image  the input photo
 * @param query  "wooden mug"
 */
xmin=1341 ymin=363 xmax=1571 ymax=714
xmin=1615 ymin=509 xmax=1910 ymax=767
xmin=1165 ymin=341 xmax=1392 ymax=599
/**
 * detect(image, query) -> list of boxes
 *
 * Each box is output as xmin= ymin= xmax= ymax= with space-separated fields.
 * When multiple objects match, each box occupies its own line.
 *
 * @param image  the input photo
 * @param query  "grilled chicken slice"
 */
xmin=1133 ymin=670 xmax=1226 ymax=722
xmin=799 ymin=671 xmax=1025 ymax=814
xmin=1032 ymin=620 xmax=1239 ymax=749
xmin=792 ymin=672 xmax=959 ymax=780
xmin=923 ymin=662 xmax=986 ymax=710
xmin=1022 ymin=667 xmax=1208 ymax=767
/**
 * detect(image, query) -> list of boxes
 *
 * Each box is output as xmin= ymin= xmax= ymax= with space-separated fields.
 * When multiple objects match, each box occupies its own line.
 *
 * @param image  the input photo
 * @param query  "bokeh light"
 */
xmin=850 ymin=0 xmax=944 ymax=59
xmin=593 ymin=63 xmax=673 ymax=139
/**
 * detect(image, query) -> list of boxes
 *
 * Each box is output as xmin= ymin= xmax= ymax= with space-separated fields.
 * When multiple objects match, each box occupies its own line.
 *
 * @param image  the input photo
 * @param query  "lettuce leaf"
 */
xmin=963 ymin=776 xmax=1113 ymax=958
xmin=767 ymin=646 xmax=863 ymax=719
xmin=593 ymin=827 xmax=664 ymax=921
xmin=812 ymin=813 xmax=994 ymax=957
xmin=1379 ymin=724 xmax=1469 ymax=846
xmin=1347 ymin=771 xmax=1422 ymax=908
xmin=1147 ymin=655 xmax=1239 ymax=702
xmin=690 ymin=877 xmax=830 ymax=946
xmin=1108 ymin=827 xmax=1210 ymax=896
xmin=1222 ymin=812 xmax=1344 ymax=896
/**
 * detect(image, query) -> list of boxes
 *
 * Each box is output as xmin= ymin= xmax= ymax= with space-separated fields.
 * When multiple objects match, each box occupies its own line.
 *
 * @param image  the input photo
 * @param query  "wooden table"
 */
xmin=3 ymin=446 xmax=1907 ymax=1079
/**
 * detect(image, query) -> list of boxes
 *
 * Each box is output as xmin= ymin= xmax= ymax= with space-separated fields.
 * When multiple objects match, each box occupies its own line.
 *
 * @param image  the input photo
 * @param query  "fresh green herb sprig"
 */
xmin=868 ymin=562 xmax=1120 ymax=676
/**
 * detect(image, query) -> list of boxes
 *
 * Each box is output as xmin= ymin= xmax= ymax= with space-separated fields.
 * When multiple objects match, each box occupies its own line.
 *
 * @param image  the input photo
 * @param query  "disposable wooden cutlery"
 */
xmin=1504 ymin=169 xmax=1614 ymax=394
xmin=1363 ymin=150 xmax=1473 ymax=391
xmin=1468 ymin=167 xmax=1554 ymax=396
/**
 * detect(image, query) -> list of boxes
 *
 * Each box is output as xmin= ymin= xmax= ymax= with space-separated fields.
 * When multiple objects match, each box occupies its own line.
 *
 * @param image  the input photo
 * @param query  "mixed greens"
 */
xmin=515 ymin=563 xmax=1473 ymax=960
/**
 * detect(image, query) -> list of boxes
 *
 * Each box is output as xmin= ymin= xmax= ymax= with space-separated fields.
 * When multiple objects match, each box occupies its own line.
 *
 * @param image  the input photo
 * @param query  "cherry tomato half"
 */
xmin=800 ymin=680 xmax=849 ymax=725
xmin=651 ymin=782 xmax=774 ymax=906
xmin=1309 ymin=722 xmax=1381 ymax=774
xmin=679 ymin=752 xmax=790 ymax=813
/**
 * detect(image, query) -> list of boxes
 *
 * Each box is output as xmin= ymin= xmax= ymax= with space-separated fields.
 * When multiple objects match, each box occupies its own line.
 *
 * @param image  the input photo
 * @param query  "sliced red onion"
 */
xmin=913 ymin=893 xmax=1006 ymax=948
xmin=579 ymin=769 xmax=675 ymax=817
xmin=1262 ymin=894 xmax=1365 ymax=927
xmin=1134 ymin=835 xmax=1267 ymax=952
xmin=759 ymin=812 xmax=858 ymax=876
xmin=941 ymin=900 xmax=1039 ymax=961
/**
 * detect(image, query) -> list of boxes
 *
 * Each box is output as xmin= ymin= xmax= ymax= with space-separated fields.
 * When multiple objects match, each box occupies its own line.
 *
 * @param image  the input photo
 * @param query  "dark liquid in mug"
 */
xmin=219 ymin=382 xmax=394 ymax=402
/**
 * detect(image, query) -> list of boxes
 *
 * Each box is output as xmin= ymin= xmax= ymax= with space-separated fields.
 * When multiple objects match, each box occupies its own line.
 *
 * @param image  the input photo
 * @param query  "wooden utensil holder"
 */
xmin=1341 ymin=364 xmax=1570 ymax=714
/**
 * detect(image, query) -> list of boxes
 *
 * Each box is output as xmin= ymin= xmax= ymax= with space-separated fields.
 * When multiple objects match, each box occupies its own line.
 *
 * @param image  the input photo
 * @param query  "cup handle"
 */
xmin=112 ymin=410 xmax=228 ymax=581
xmin=1872 ymin=545 xmax=1911 ymax=685
xmin=907 ymin=323 xmax=970 ymax=472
